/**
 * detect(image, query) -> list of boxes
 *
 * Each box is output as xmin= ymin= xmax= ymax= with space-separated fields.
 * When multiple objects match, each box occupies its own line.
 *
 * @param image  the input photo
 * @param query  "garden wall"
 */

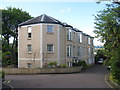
xmin=2 ymin=67 xmax=81 ymax=75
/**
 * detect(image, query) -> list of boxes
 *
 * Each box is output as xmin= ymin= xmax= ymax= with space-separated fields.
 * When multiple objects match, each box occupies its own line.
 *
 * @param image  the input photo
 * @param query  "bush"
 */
xmin=73 ymin=61 xmax=87 ymax=69
xmin=48 ymin=61 xmax=58 ymax=68
xmin=79 ymin=61 xmax=87 ymax=69
xmin=59 ymin=64 xmax=66 ymax=68
xmin=2 ymin=51 xmax=12 ymax=67
xmin=0 ymin=71 xmax=5 ymax=81
xmin=111 ymin=60 xmax=120 ymax=85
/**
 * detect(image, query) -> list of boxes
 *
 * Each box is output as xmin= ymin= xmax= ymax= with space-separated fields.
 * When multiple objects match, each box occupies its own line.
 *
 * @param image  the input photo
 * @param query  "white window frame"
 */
xmin=78 ymin=46 xmax=82 ymax=56
xmin=27 ymin=63 xmax=32 ymax=68
xmin=67 ymin=45 xmax=72 ymax=57
xmin=80 ymin=33 xmax=82 ymax=43
xmin=27 ymin=26 xmax=32 ymax=39
xmin=27 ymin=44 xmax=32 ymax=53
xmin=47 ymin=44 xmax=54 ymax=52
xmin=88 ymin=37 xmax=90 ymax=44
xmin=78 ymin=33 xmax=82 ymax=43
xmin=47 ymin=25 xmax=54 ymax=33
xmin=67 ymin=29 xmax=72 ymax=41
xmin=88 ymin=47 xmax=90 ymax=55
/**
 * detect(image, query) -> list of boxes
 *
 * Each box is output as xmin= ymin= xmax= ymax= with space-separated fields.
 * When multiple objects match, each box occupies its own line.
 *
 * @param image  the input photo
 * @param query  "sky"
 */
xmin=1 ymin=1 xmax=112 ymax=46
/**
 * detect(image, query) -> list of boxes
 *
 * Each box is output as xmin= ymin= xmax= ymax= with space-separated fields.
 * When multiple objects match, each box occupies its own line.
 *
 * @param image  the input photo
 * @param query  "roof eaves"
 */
xmin=18 ymin=16 xmax=37 ymax=26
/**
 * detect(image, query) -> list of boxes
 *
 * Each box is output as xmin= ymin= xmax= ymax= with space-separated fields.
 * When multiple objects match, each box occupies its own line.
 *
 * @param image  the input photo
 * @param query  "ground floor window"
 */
xmin=67 ymin=45 xmax=72 ymax=57
xmin=27 ymin=44 xmax=32 ymax=53
xmin=27 ymin=63 xmax=32 ymax=68
xmin=47 ymin=44 xmax=54 ymax=52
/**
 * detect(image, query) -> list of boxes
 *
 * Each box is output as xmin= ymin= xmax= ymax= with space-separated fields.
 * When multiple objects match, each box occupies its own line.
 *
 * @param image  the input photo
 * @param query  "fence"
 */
xmin=2 ymin=67 xmax=81 ymax=75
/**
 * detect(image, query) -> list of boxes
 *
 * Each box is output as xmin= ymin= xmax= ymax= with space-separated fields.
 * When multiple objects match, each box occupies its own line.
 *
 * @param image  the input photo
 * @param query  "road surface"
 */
xmin=3 ymin=64 xmax=110 ymax=88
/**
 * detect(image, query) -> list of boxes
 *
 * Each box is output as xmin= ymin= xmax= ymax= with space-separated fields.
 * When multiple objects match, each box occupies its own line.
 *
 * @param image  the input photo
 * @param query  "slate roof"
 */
xmin=19 ymin=14 xmax=94 ymax=38
xmin=19 ymin=14 xmax=63 ymax=26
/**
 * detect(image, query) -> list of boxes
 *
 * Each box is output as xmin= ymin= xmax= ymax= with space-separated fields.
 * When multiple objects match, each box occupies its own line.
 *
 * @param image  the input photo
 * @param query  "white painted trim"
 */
xmin=19 ymin=58 xmax=66 ymax=61
xmin=40 ymin=24 xmax=43 ymax=67
xmin=57 ymin=25 xmax=60 ymax=65
xmin=18 ymin=27 xmax=20 ymax=68
xmin=19 ymin=58 xmax=42 ymax=60
xmin=21 ymin=23 xmax=41 ymax=27
xmin=21 ymin=23 xmax=60 ymax=28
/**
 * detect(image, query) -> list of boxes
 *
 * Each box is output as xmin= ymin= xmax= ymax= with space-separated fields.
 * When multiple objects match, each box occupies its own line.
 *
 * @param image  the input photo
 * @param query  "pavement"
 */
xmin=3 ymin=64 xmax=111 ymax=88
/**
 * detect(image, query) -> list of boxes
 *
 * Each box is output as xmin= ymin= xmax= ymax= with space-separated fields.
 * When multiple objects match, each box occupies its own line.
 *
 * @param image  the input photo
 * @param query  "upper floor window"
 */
xmin=78 ymin=46 xmax=82 ymax=56
xmin=88 ymin=47 xmax=90 ymax=55
xmin=78 ymin=33 xmax=82 ymax=43
xmin=27 ymin=26 xmax=32 ymax=38
xmin=67 ymin=29 xmax=72 ymax=41
xmin=47 ymin=44 xmax=54 ymax=52
xmin=88 ymin=37 xmax=90 ymax=44
xmin=47 ymin=25 xmax=54 ymax=33
xmin=67 ymin=45 xmax=72 ymax=57
xmin=27 ymin=44 xmax=31 ymax=53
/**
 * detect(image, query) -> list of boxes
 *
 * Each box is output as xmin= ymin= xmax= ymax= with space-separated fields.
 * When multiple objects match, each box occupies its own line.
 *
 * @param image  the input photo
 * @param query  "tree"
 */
xmin=95 ymin=49 xmax=106 ymax=64
xmin=94 ymin=3 xmax=120 ymax=84
xmin=2 ymin=7 xmax=33 ymax=66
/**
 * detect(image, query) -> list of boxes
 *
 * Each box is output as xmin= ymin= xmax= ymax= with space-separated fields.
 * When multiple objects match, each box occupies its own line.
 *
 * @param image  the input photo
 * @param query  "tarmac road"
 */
xmin=4 ymin=64 xmax=110 ymax=88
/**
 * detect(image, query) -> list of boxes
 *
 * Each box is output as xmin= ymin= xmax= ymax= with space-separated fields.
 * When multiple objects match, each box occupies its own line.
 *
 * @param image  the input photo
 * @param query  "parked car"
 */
xmin=107 ymin=65 xmax=112 ymax=70
xmin=98 ymin=58 xmax=104 ymax=64
xmin=98 ymin=60 xmax=104 ymax=64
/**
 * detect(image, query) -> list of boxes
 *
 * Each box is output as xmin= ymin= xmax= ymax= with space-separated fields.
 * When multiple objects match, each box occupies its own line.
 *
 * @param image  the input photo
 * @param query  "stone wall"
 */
xmin=2 ymin=67 xmax=81 ymax=75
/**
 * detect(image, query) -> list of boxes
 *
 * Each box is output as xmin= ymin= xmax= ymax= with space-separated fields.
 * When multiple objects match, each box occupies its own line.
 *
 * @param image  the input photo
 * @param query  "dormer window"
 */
xmin=27 ymin=26 xmax=32 ymax=39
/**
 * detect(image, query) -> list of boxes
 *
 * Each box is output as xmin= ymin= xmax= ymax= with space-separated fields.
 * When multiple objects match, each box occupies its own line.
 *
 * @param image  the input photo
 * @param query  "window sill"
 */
xmin=47 ymin=32 xmax=54 ymax=34
xmin=47 ymin=52 xmax=54 ymax=54
xmin=67 ymin=40 xmax=72 ymax=41
xmin=67 ymin=56 xmax=72 ymax=58
xmin=27 ymin=38 xmax=31 ymax=40
xmin=28 ymin=52 xmax=32 ymax=54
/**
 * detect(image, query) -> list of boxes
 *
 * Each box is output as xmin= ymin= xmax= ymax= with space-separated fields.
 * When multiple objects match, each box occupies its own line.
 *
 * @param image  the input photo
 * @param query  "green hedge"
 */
xmin=73 ymin=61 xmax=87 ymax=69
xmin=0 ymin=71 xmax=5 ymax=80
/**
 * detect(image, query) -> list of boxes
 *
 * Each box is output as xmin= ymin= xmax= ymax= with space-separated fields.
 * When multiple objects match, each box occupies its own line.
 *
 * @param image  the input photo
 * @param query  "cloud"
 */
xmin=60 ymin=8 xmax=71 ymax=14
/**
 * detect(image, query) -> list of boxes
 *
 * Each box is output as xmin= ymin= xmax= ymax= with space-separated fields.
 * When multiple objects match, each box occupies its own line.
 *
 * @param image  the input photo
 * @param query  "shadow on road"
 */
xmin=2 ymin=83 xmax=13 ymax=90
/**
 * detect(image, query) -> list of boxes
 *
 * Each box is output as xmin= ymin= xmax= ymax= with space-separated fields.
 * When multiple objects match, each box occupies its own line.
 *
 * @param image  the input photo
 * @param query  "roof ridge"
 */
xmin=41 ymin=14 xmax=45 ymax=22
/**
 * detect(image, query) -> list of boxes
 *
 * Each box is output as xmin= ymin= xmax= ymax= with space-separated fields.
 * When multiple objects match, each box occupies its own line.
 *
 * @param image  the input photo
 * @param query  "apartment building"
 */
xmin=18 ymin=14 xmax=94 ymax=68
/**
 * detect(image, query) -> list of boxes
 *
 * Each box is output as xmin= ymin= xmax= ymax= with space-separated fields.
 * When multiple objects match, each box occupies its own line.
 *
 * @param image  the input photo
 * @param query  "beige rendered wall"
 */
xmin=59 ymin=25 xmax=66 ymax=65
xmin=18 ymin=23 xmax=94 ymax=68
xmin=42 ymin=24 xmax=67 ymax=65
xmin=42 ymin=24 xmax=59 ymax=61
xmin=18 ymin=24 xmax=42 ymax=68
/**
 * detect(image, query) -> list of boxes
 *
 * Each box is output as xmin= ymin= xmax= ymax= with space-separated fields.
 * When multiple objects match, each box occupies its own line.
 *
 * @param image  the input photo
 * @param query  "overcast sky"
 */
xmin=1 ymin=1 xmax=112 ymax=46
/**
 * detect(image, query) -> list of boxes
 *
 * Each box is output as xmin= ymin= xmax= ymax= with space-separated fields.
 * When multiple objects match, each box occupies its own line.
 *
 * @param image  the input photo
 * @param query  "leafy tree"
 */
xmin=94 ymin=3 xmax=120 ymax=84
xmin=95 ymin=49 xmax=107 ymax=64
xmin=2 ymin=7 xmax=33 ymax=66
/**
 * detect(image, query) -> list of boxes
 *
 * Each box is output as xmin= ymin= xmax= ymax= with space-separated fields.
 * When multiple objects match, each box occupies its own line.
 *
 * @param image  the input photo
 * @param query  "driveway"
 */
xmin=3 ymin=64 xmax=110 ymax=88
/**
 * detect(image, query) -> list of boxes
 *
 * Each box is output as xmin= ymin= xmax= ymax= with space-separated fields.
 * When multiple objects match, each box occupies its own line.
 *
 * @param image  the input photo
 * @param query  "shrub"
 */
xmin=73 ymin=61 xmax=87 ymax=69
xmin=0 ymin=71 xmax=5 ymax=81
xmin=48 ymin=61 xmax=58 ymax=68
xmin=60 ymin=64 xmax=66 ymax=68
xmin=79 ymin=61 xmax=87 ymax=69
xmin=111 ymin=60 xmax=120 ymax=85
